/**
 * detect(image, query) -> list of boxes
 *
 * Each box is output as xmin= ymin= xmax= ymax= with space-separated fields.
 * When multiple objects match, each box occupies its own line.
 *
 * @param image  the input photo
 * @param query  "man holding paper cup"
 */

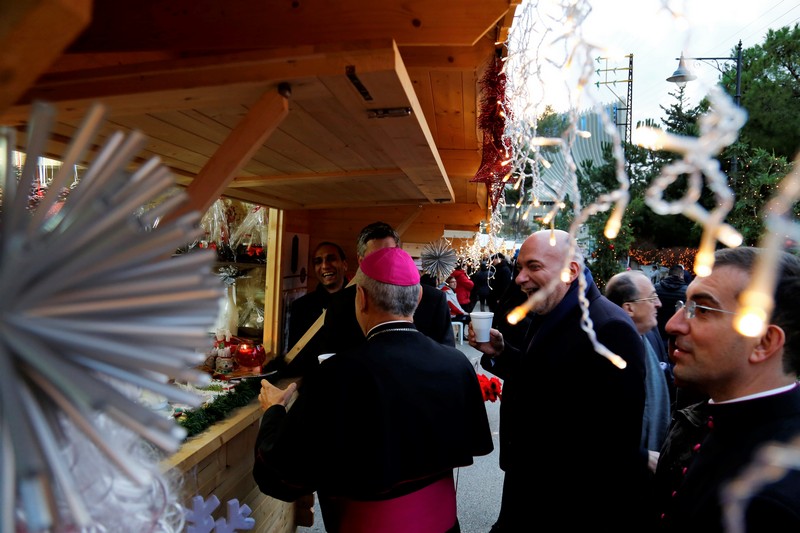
xmin=468 ymin=229 xmax=649 ymax=532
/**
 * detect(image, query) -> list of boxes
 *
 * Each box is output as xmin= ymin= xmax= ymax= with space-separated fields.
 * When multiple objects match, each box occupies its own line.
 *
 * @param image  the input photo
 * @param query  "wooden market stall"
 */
xmin=1 ymin=1 xmax=521 ymax=530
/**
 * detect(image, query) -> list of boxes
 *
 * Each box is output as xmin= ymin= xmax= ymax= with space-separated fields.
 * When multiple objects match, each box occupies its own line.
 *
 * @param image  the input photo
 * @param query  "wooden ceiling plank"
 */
xmin=279 ymin=105 xmax=369 ymax=170
xmin=389 ymin=49 xmax=454 ymax=202
xmin=175 ymin=88 xmax=290 ymax=218
xmin=462 ymin=70 xmax=480 ymax=149
xmin=430 ymin=70 xmax=467 ymax=150
xmin=69 ymin=0 xmax=511 ymax=51
xmin=0 ymin=0 xmax=91 ymax=114
xmin=3 ymin=44 xmax=402 ymax=124
xmin=229 ymin=168 xmax=404 ymax=188
xmin=406 ymin=68 xmax=437 ymax=141
xmin=399 ymin=40 xmax=496 ymax=70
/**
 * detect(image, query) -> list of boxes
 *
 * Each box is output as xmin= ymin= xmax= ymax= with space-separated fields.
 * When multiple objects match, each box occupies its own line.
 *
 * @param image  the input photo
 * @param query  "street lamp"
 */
xmin=666 ymin=40 xmax=744 ymax=171
xmin=667 ymin=39 xmax=743 ymax=106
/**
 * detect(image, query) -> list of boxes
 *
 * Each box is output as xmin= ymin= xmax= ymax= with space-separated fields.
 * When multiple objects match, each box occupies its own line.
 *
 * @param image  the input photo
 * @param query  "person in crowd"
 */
xmin=320 ymin=222 xmax=455 ymax=355
xmin=653 ymin=246 xmax=800 ymax=532
xmin=470 ymin=261 xmax=491 ymax=312
xmin=680 ymin=263 xmax=693 ymax=285
xmin=487 ymin=253 xmax=513 ymax=312
xmin=490 ymin=256 xmax=530 ymax=349
xmin=275 ymin=222 xmax=454 ymax=378
xmin=253 ymin=247 xmax=493 ymax=532
xmin=468 ymin=229 xmax=649 ymax=532
xmin=655 ymin=264 xmax=688 ymax=343
xmin=286 ymin=241 xmax=348 ymax=350
xmin=450 ymin=262 xmax=474 ymax=312
xmin=606 ymin=270 xmax=673 ymax=473
xmin=441 ymin=275 xmax=470 ymax=325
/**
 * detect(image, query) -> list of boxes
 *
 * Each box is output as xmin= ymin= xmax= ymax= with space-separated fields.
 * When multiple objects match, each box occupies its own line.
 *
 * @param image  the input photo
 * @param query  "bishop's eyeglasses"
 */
xmin=675 ymin=300 xmax=736 ymax=320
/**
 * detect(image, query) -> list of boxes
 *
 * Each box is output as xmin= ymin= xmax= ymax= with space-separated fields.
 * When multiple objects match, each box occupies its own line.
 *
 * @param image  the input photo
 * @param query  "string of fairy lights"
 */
xmin=491 ymin=0 xmax=800 ymax=524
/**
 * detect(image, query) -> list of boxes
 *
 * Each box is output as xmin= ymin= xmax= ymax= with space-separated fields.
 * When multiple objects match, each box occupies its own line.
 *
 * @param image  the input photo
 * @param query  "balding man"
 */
xmin=469 ymin=229 xmax=649 ymax=532
xmin=254 ymin=247 xmax=492 ymax=532
xmin=606 ymin=269 xmax=673 ymax=472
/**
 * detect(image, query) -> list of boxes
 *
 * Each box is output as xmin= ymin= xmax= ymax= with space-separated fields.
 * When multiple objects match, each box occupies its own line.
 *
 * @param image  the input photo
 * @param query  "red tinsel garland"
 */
xmin=471 ymin=53 xmax=512 ymax=211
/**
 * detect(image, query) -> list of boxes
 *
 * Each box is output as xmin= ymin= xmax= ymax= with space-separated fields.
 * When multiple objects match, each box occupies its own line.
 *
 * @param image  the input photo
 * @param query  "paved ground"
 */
xmin=297 ymin=342 xmax=504 ymax=533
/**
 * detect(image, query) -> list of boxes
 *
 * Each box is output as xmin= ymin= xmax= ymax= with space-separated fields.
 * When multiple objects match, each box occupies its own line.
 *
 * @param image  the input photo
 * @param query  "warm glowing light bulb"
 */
xmin=549 ymin=229 xmax=556 ymax=246
xmin=734 ymin=307 xmax=767 ymax=338
xmin=533 ymin=198 xmax=540 ymax=207
xmin=530 ymin=137 xmax=563 ymax=146
xmin=576 ymin=130 xmax=591 ymax=139
xmin=717 ymin=225 xmax=744 ymax=248
xmin=540 ymin=159 xmax=551 ymax=169
xmin=542 ymin=212 xmax=553 ymax=224
xmin=604 ymin=206 xmax=623 ymax=239
xmin=694 ymin=250 xmax=714 ymax=277
xmin=507 ymin=306 xmax=527 ymax=325
xmin=560 ymin=268 xmax=571 ymax=282
xmin=632 ymin=127 xmax=665 ymax=150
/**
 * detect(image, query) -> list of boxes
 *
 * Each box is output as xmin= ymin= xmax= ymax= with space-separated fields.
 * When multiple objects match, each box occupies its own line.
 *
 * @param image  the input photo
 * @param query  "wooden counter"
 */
xmin=161 ymin=398 xmax=303 ymax=532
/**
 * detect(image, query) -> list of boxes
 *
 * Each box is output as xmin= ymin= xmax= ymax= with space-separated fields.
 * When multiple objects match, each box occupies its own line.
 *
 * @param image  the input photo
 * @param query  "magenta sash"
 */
xmin=334 ymin=476 xmax=457 ymax=533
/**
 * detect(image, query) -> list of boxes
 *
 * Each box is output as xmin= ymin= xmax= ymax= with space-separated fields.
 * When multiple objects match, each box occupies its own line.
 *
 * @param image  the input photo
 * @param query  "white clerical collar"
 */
xmin=711 ymin=383 xmax=798 ymax=404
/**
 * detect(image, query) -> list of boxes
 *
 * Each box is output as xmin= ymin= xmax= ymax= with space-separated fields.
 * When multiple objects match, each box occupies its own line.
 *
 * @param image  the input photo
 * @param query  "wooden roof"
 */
xmin=1 ymin=0 xmax=520 ymax=215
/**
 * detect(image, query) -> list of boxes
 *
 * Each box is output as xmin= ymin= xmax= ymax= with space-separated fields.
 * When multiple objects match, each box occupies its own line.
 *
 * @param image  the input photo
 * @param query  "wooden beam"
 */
xmin=2 ymin=43 xmax=400 ymax=124
xmin=395 ymin=206 xmax=425 ymax=237
xmin=399 ymin=39 xmax=496 ymax=70
xmin=263 ymin=208 xmax=283 ymax=359
xmin=228 ymin=168 xmax=403 ymax=188
xmin=0 ymin=0 xmax=91 ymax=114
xmin=168 ymin=88 xmax=289 ymax=220
xmin=68 ymin=0 xmax=511 ymax=51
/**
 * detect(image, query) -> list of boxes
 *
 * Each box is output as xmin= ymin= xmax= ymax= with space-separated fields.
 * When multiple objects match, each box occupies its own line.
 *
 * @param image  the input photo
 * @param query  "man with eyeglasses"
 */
xmin=606 ymin=270 xmax=673 ymax=473
xmin=653 ymin=246 xmax=800 ymax=532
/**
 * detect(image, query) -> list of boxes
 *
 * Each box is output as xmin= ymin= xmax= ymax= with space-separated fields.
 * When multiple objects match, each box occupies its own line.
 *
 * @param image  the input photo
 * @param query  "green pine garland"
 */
xmin=177 ymin=378 xmax=262 ymax=439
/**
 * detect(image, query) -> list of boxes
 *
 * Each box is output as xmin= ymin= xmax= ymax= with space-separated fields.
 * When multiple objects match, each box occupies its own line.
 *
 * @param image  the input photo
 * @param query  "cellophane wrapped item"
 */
xmin=196 ymin=199 xmax=232 ymax=260
xmin=238 ymin=277 xmax=265 ymax=337
xmin=230 ymin=205 xmax=267 ymax=263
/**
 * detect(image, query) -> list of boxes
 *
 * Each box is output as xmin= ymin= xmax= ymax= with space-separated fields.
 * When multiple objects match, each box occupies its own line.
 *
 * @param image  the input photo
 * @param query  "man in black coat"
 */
xmin=487 ymin=253 xmax=513 ymax=312
xmin=655 ymin=264 xmax=688 ymax=343
xmin=278 ymin=222 xmax=454 ymax=378
xmin=653 ymin=247 xmax=800 ymax=532
xmin=469 ymin=229 xmax=650 ymax=532
xmin=253 ymin=247 xmax=492 ymax=532
xmin=286 ymin=241 xmax=348 ymax=351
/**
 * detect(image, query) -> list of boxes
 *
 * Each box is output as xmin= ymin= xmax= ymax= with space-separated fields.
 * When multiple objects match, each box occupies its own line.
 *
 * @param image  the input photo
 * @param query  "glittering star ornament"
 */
xmin=1 ymin=102 xmax=221 ymax=532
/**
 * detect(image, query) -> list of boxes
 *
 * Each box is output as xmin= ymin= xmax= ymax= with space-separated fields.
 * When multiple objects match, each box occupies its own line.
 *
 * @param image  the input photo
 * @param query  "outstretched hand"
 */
xmin=259 ymin=379 xmax=298 ymax=411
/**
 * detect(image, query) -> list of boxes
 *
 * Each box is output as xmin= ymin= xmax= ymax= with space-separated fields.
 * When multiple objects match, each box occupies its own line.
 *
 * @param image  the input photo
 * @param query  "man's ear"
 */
xmin=749 ymin=324 xmax=785 ymax=364
xmin=622 ymin=302 xmax=635 ymax=318
xmin=566 ymin=260 xmax=581 ymax=283
xmin=418 ymin=286 xmax=423 ymax=304
xmin=356 ymin=285 xmax=369 ymax=313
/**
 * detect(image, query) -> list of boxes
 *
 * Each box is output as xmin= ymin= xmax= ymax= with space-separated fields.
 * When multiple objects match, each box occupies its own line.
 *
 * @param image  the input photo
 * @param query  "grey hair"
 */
xmin=353 ymin=269 xmax=420 ymax=316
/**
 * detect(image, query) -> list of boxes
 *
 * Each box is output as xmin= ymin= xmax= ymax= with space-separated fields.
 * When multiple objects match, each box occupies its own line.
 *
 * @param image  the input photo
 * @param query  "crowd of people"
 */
xmin=253 ymin=222 xmax=800 ymax=532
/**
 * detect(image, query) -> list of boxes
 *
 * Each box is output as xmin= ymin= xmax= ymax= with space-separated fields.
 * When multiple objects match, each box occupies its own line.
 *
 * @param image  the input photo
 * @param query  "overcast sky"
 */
xmin=519 ymin=0 xmax=800 ymax=125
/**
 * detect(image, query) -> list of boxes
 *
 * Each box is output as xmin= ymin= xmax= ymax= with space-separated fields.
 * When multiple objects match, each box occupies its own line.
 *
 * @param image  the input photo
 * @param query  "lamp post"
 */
xmin=666 ymin=40 xmax=743 ymax=172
